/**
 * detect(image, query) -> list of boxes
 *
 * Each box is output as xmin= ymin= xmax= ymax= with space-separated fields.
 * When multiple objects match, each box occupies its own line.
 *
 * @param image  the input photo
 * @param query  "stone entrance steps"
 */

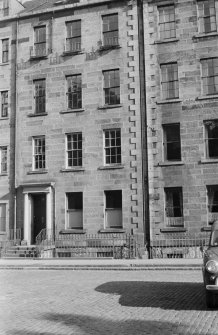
xmin=3 ymin=245 xmax=37 ymax=258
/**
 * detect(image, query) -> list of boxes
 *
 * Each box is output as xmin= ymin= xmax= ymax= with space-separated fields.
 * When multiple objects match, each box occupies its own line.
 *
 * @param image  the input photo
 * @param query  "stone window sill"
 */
xmin=196 ymin=95 xmax=218 ymax=101
xmin=158 ymin=161 xmax=184 ymax=167
xmin=99 ymin=228 xmax=126 ymax=233
xmin=200 ymin=158 xmax=218 ymax=164
xmin=0 ymin=62 xmax=9 ymax=66
xmin=154 ymin=38 xmax=179 ymax=44
xmin=27 ymin=113 xmax=47 ymax=117
xmin=62 ymin=51 xmax=83 ymax=57
xmin=98 ymin=104 xmax=122 ymax=110
xmin=161 ymin=227 xmax=187 ymax=233
xmin=0 ymin=117 xmax=9 ymax=120
xmin=98 ymin=45 xmax=121 ymax=52
xmin=27 ymin=170 xmax=48 ymax=175
xmin=60 ymin=109 xmax=84 ymax=114
xmin=59 ymin=229 xmax=86 ymax=234
xmin=156 ymin=99 xmax=182 ymax=105
xmin=201 ymin=226 xmax=211 ymax=232
xmin=29 ymin=55 xmax=48 ymax=61
xmin=0 ymin=231 xmax=6 ymax=235
xmin=0 ymin=173 xmax=8 ymax=176
xmin=98 ymin=164 xmax=124 ymax=170
xmin=60 ymin=167 xmax=85 ymax=172
xmin=193 ymin=32 xmax=218 ymax=40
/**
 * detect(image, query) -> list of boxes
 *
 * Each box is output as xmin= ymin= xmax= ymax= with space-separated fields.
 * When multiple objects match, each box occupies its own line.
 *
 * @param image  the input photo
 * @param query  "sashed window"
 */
xmin=66 ymin=20 xmax=81 ymax=52
xmin=198 ymin=0 xmax=217 ymax=33
xmin=102 ymin=14 xmax=119 ymax=46
xmin=0 ymin=204 xmax=6 ymax=232
xmin=66 ymin=192 xmax=83 ymax=229
xmin=204 ymin=120 xmax=218 ymax=158
xmin=66 ymin=133 xmax=82 ymax=167
xmin=104 ymin=129 xmax=121 ymax=165
xmin=34 ymin=26 xmax=46 ymax=57
xmin=67 ymin=75 xmax=82 ymax=109
xmin=1 ymin=91 xmax=8 ymax=117
xmin=105 ymin=190 xmax=122 ymax=228
xmin=158 ymin=5 xmax=176 ymax=40
xmin=103 ymin=69 xmax=120 ymax=105
xmin=207 ymin=185 xmax=218 ymax=223
xmin=2 ymin=39 xmax=9 ymax=63
xmin=161 ymin=63 xmax=179 ymax=99
xmin=165 ymin=187 xmax=183 ymax=227
xmin=34 ymin=79 xmax=46 ymax=114
xmin=3 ymin=0 xmax=9 ymax=16
xmin=163 ymin=124 xmax=181 ymax=161
xmin=0 ymin=147 xmax=7 ymax=174
xmin=201 ymin=58 xmax=218 ymax=95
xmin=33 ymin=136 xmax=45 ymax=170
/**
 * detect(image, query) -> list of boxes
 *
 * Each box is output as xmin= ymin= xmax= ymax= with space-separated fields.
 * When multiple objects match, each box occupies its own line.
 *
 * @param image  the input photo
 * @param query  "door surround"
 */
xmin=22 ymin=183 xmax=54 ymax=245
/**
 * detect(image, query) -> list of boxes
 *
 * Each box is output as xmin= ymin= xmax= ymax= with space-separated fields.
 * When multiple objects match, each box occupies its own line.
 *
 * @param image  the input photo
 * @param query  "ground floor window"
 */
xmin=66 ymin=192 xmax=83 ymax=229
xmin=0 ymin=203 xmax=6 ymax=232
xmin=164 ymin=187 xmax=183 ymax=227
xmin=207 ymin=185 xmax=218 ymax=223
xmin=105 ymin=190 xmax=122 ymax=229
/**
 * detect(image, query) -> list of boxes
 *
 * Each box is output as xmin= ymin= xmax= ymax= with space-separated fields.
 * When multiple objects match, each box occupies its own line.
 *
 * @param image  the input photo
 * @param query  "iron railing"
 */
xmin=150 ymin=232 xmax=210 ymax=259
xmin=36 ymin=229 xmax=139 ymax=259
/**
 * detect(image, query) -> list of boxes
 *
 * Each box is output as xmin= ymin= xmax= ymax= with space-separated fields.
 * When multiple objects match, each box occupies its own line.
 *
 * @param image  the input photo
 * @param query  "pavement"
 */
xmin=0 ymin=257 xmax=203 ymax=270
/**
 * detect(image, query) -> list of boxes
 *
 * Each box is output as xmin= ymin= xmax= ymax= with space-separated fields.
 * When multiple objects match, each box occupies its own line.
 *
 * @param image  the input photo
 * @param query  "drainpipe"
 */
xmin=137 ymin=0 xmax=151 ymax=258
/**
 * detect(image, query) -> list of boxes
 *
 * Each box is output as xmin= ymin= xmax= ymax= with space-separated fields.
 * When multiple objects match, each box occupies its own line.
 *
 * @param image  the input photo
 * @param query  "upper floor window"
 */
xmin=158 ymin=5 xmax=176 ymax=40
xmin=33 ymin=136 xmax=45 ymax=170
xmin=161 ymin=63 xmax=179 ymax=100
xmin=34 ymin=26 xmax=46 ymax=57
xmin=198 ymin=0 xmax=217 ymax=33
xmin=34 ymin=79 xmax=46 ymax=114
xmin=204 ymin=120 xmax=218 ymax=158
xmin=66 ymin=132 xmax=82 ymax=168
xmin=201 ymin=58 xmax=218 ymax=95
xmin=0 ymin=147 xmax=7 ymax=174
xmin=2 ymin=39 xmax=9 ymax=63
xmin=163 ymin=123 xmax=181 ymax=161
xmin=66 ymin=192 xmax=83 ymax=229
xmin=105 ymin=190 xmax=122 ymax=229
xmin=103 ymin=69 xmax=120 ymax=105
xmin=1 ymin=91 xmax=8 ymax=117
xmin=66 ymin=20 xmax=81 ymax=52
xmin=165 ymin=187 xmax=183 ymax=227
xmin=104 ymin=129 xmax=121 ymax=165
xmin=102 ymin=14 xmax=119 ymax=46
xmin=66 ymin=74 xmax=82 ymax=109
xmin=3 ymin=0 xmax=9 ymax=16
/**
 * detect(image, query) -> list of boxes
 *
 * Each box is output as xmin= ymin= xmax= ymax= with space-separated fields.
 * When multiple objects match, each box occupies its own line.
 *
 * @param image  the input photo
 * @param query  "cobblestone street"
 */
xmin=0 ymin=269 xmax=218 ymax=335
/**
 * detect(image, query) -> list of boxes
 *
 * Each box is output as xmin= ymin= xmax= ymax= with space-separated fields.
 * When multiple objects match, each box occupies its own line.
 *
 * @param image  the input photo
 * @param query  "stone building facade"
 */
xmin=15 ymin=0 xmax=144 ymax=245
xmin=143 ymin=0 xmax=218 ymax=241
xmin=0 ymin=0 xmax=24 ymax=242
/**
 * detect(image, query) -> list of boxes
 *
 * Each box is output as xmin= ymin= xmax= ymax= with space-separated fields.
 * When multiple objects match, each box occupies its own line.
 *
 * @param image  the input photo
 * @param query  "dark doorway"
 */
xmin=32 ymin=193 xmax=46 ymax=244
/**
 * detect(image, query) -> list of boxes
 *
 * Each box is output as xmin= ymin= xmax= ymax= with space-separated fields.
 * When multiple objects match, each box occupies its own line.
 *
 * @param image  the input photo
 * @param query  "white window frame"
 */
xmin=197 ymin=0 xmax=218 ymax=34
xmin=0 ymin=90 xmax=9 ymax=118
xmin=164 ymin=187 xmax=184 ymax=227
xmin=158 ymin=5 xmax=176 ymax=40
xmin=204 ymin=120 xmax=218 ymax=158
xmin=32 ymin=136 xmax=46 ymax=171
xmin=0 ymin=146 xmax=7 ymax=174
xmin=103 ymin=128 xmax=121 ymax=166
xmin=160 ymin=62 xmax=179 ymax=100
xmin=65 ymin=20 xmax=82 ymax=53
xmin=0 ymin=201 xmax=8 ymax=234
xmin=65 ymin=192 xmax=83 ymax=230
xmin=201 ymin=58 xmax=218 ymax=96
xmin=65 ymin=132 xmax=82 ymax=168
xmin=104 ymin=190 xmax=123 ymax=229
xmin=102 ymin=13 xmax=119 ymax=47
xmin=162 ymin=123 xmax=181 ymax=161
xmin=32 ymin=25 xmax=47 ymax=57
xmin=207 ymin=185 xmax=218 ymax=224
xmin=0 ymin=38 xmax=9 ymax=64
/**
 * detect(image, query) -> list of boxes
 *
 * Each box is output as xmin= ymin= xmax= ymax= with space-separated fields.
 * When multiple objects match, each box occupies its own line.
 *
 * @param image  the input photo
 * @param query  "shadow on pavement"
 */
xmin=8 ymin=314 xmax=214 ymax=335
xmin=95 ymin=281 xmax=206 ymax=311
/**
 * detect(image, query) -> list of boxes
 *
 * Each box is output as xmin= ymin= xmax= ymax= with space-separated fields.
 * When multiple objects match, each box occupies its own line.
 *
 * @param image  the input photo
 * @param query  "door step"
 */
xmin=2 ymin=245 xmax=37 ymax=258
